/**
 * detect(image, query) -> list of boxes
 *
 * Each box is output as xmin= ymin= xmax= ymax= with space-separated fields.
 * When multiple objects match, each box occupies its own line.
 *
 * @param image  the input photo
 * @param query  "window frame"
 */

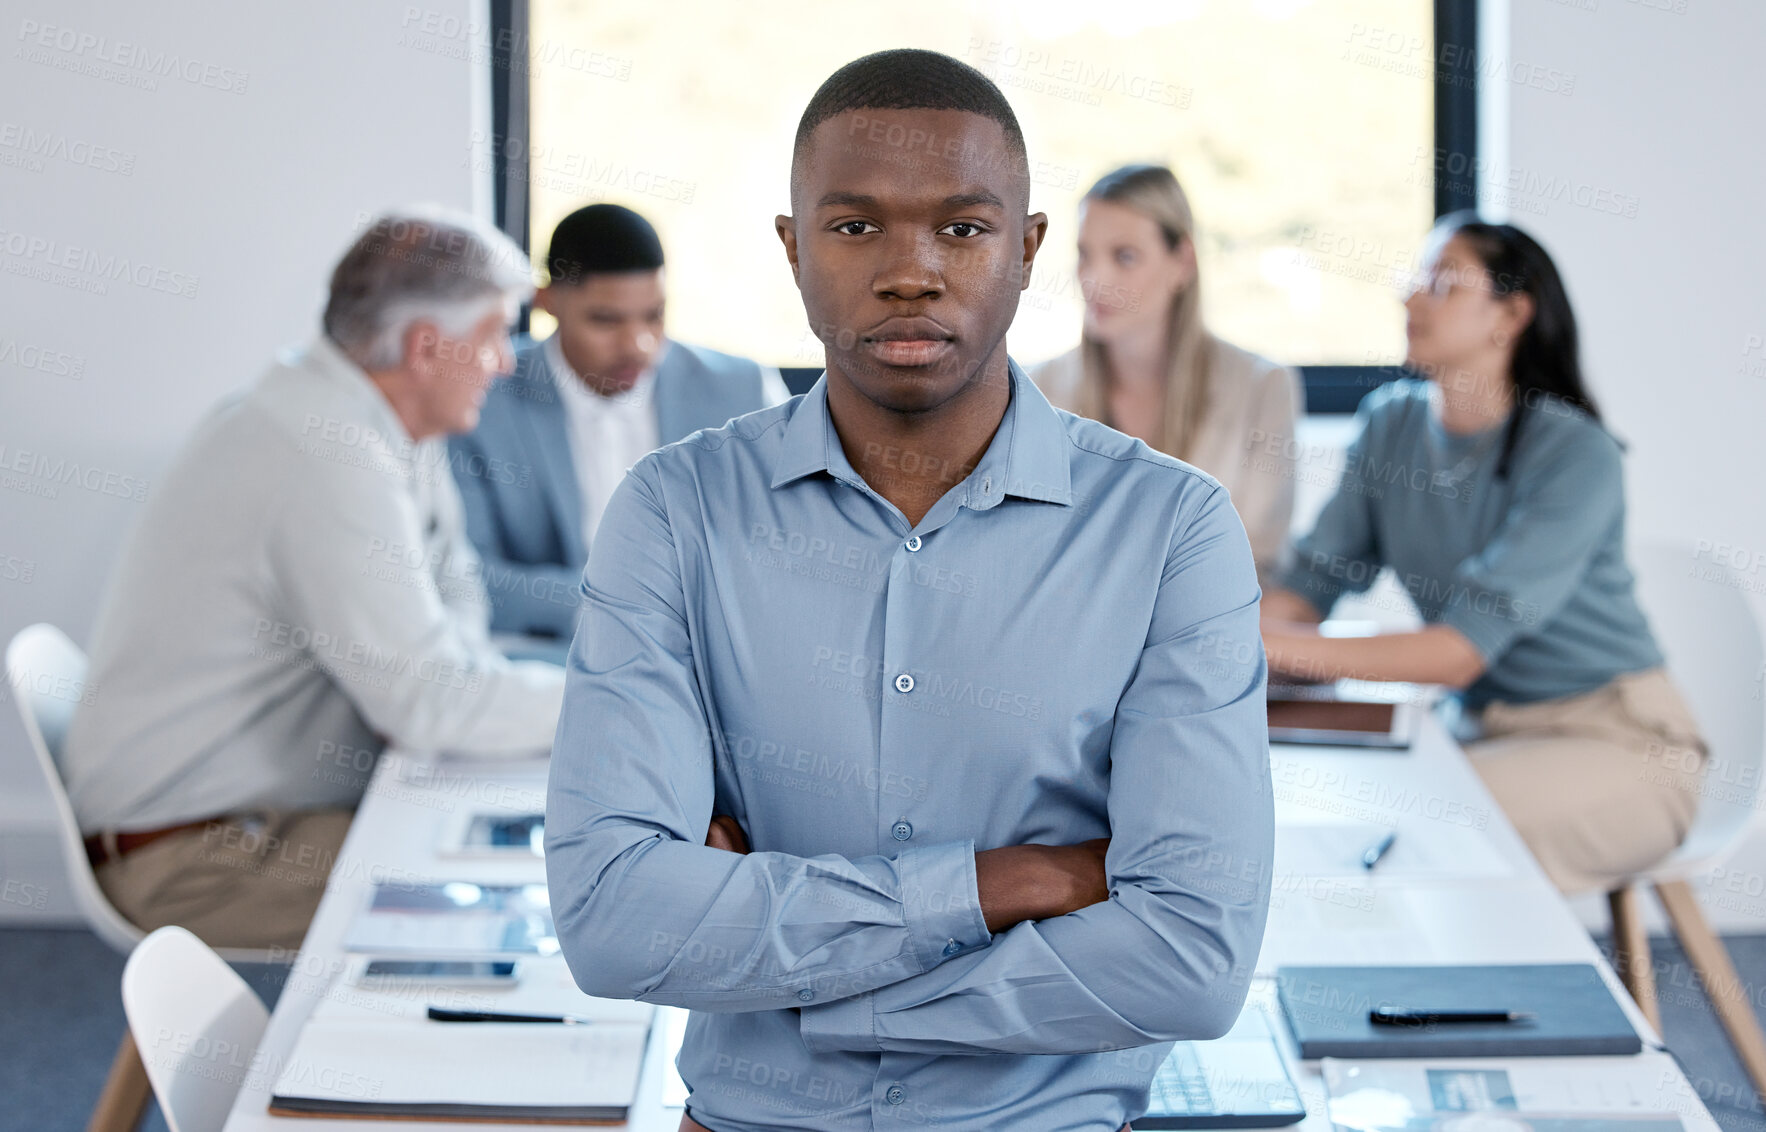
xmin=489 ymin=0 xmax=1478 ymax=410
xmin=487 ymin=0 xmax=531 ymax=334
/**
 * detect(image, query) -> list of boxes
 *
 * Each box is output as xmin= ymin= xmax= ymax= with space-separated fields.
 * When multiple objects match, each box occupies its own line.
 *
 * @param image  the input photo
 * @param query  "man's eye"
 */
xmin=942 ymin=222 xmax=984 ymax=238
xmin=836 ymin=221 xmax=877 ymax=236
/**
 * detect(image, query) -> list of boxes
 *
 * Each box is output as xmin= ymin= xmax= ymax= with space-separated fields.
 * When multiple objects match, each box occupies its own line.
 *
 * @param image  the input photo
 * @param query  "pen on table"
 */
xmin=427 ymin=1006 xmax=593 ymax=1025
xmin=1369 ymin=1008 xmax=1536 ymax=1026
xmin=1361 ymin=830 xmax=1397 ymax=870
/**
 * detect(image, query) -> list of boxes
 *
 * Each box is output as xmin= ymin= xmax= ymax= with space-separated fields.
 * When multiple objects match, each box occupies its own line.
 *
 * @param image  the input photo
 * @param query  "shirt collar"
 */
xmin=295 ymin=336 xmax=445 ymax=489
xmin=770 ymin=357 xmax=1072 ymax=509
xmin=302 ymin=335 xmax=416 ymax=451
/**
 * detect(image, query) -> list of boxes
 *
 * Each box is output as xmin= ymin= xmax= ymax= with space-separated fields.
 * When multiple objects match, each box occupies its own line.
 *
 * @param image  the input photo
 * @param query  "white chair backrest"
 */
xmin=1630 ymin=540 xmax=1766 ymax=871
xmin=5 ymin=624 xmax=143 ymax=953
xmin=7 ymin=622 xmax=85 ymax=772
xmin=122 ymin=926 xmax=269 ymax=1132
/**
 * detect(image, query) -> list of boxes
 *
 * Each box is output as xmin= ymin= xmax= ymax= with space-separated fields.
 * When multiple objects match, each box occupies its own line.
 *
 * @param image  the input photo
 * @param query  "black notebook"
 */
xmin=1276 ymin=964 xmax=1641 ymax=1058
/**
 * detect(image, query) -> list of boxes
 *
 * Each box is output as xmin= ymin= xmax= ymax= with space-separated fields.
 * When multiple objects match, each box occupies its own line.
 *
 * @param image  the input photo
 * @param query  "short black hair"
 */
xmin=791 ymin=49 xmax=1029 ymax=202
xmin=545 ymin=203 xmax=664 ymax=287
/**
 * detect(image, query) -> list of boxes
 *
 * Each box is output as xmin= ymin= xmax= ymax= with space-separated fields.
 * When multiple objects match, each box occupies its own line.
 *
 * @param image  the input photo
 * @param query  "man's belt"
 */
xmin=84 ymin=818 xmax=219 ymax=867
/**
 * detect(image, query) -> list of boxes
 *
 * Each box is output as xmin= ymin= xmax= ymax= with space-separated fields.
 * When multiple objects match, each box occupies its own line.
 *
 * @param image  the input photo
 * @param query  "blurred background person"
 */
xmin=1030 ymin=164 xmax=1303 ymax=582
xmin=61 ymin=208 xmax=567 ymax=950
xmin=1260 ymin=213 xmax=1706 ymax=895
xmin=451 ymin=203 xmax=789 ymax=643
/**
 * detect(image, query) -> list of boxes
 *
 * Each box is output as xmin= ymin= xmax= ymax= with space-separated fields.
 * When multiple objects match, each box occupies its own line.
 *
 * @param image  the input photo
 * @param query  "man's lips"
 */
xmin=864 ymin=339 xmax=953 ymax=367
xmin=862 ymin=318 xmax=953 ymax=368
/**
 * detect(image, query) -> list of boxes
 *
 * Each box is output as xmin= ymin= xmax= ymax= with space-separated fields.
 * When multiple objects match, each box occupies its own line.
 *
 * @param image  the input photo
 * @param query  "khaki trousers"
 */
xmin=1466 ymin=667 xmax=1706 ymax=895
xmin=94 ymin=808 xmax=354 ymax=951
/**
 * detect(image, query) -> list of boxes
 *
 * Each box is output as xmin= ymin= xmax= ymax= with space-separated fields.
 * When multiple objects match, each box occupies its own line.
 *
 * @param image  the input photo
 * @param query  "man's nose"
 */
xmin=873 ymin=232 xmax=943 ymax=301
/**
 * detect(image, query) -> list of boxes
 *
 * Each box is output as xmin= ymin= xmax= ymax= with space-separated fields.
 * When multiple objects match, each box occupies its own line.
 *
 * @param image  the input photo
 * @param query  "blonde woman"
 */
xmin=1030 ymin=165 xmax=1303 ymax=580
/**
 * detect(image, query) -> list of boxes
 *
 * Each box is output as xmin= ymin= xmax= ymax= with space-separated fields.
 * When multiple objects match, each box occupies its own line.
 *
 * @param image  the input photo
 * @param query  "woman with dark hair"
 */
xmin=1260 ymin=213 xmax=1707 ymax=895
xmin=1030 ymin=164 xmax=1303 ymax=582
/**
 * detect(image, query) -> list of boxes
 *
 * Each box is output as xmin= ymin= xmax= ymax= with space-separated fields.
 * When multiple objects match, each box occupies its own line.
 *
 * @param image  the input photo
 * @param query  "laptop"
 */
xmin=1138 ymin=1009 xmax=1308 ymax=1130
xmin=1266 ymin=680 xmax=1420 ymax=749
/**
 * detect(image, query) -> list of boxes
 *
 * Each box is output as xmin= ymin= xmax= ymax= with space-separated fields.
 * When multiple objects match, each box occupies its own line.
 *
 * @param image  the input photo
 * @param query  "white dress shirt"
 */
xmin=545 ymin=334 xmax=660 ymax=552
xmin=63 ymin=336 xmax=566 ymax=832
xmin=544 ymin=336 xmax=792 ymax=553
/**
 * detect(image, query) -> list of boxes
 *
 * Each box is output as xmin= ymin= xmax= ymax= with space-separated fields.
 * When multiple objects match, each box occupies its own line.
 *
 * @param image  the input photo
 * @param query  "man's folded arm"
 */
xmin=545 ymin=466 xmax=990 ymax=1013
xmin=799 ymin=486 xmax=1275 ymax=1055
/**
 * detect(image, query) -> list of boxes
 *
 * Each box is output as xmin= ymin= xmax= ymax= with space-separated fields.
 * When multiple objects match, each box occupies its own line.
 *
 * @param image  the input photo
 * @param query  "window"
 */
xmin=503 ymin=0 xmax=1474 ymax=409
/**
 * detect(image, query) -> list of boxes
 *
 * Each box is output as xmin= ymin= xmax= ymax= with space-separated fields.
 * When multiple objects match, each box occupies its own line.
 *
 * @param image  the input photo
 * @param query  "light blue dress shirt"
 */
xmin=546 ymin=361 xmax=1273 ymax=1132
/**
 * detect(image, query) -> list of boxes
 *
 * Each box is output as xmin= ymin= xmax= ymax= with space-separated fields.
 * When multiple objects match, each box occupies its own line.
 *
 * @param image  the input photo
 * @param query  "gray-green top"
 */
xmin=1280 ymin=379 xmax=1661 ymax=710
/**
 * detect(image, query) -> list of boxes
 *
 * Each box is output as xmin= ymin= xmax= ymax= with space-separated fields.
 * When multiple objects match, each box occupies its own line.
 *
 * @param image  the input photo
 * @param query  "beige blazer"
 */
xmin=1028 ymin=338 xmax=1303 ymax=582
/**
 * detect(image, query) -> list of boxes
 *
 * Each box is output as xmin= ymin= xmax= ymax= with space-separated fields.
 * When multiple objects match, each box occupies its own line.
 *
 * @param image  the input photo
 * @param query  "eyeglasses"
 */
xmin=1398 ymin=266 xmax=1496 ymax=302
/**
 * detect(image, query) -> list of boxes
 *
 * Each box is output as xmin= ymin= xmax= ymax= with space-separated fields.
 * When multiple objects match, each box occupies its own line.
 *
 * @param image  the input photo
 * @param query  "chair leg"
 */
xmin=1656 ymin=879 xmax=1766 ymax=1105
xmin=1607 ymin=884 xmax=1662 ymax=1033
xmin=86 ymin=1029 xmax=151 ymax=1132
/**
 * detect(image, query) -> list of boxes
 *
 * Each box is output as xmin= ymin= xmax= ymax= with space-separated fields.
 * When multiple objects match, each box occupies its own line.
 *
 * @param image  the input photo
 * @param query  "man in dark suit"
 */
xmin=451 ymin=203 xmax=788 ymax=640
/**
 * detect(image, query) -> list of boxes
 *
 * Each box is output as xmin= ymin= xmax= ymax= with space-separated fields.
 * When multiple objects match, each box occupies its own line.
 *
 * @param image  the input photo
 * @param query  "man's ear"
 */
xmin=402 ymin=319 xmax=439 ymax=375
xmin=775 ymin=214 xmax=801 ymax=289
xmin=532 ymin=285 xmax=556 ymax=319
xmin=1018 ymin=211 xmax=1049 ymax=291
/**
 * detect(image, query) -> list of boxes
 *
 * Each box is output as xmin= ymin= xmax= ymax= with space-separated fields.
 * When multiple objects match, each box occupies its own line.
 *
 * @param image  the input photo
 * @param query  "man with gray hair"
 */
xmin=63 ymin=207 xmax=565 ymax=949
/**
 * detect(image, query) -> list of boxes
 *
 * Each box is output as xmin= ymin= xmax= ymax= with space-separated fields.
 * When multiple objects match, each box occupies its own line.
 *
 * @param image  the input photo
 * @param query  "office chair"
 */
xmin=1606 ymin=542 xmax=1766 ymax=1102
xmin=6 ymin=624 xmax=282 ymax=1132
xmin=122 ymin=926 xmax=270 ymax=1132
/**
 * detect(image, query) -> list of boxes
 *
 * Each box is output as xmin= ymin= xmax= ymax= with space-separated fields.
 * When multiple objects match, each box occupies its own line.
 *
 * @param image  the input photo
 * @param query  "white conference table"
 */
xmin=224 ymin=709 xmax=1722 ymax=1132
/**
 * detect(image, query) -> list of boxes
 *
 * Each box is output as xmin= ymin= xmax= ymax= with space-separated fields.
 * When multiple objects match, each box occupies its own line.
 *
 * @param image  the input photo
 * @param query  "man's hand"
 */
xmin=974 ymin=839 xmax=1110 ymax=934
xmin=706 ymin=814 xmax=751 ymax=854
xmin=706 ymin=817 xmax=1109 ymax=934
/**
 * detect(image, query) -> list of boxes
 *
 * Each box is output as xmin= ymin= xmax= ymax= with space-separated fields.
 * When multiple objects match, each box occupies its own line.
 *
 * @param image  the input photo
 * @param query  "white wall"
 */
xmin=0 ymin=0 xmax=491 ymax=921
xmin=1490 ymin=0 xmax=1766 ymax=934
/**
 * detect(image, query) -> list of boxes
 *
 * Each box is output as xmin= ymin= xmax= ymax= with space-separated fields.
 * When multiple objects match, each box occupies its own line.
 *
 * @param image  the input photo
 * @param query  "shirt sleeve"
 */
xmin=798 ymin=485 xmax=1273 ymax=1055
xmin=448 ymin=432 xmax=583 ymax=639
xmin=1278 ymin=393 xmax=1386 ymax=616
xmin=272 ymin=447 xmax=565 ymax=755
xmin=545 ymin=463 xmax=991 ymax=1013
xmin=1437 ymin=423 xmax=1623 ymax=663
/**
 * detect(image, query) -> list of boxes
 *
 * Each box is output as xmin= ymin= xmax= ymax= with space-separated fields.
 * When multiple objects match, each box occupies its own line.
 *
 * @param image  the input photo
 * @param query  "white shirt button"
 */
xmin=904 ymin=535 xmax=922 ymax=552
xmin=894 ymin=673 xmax=915 ymax=694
